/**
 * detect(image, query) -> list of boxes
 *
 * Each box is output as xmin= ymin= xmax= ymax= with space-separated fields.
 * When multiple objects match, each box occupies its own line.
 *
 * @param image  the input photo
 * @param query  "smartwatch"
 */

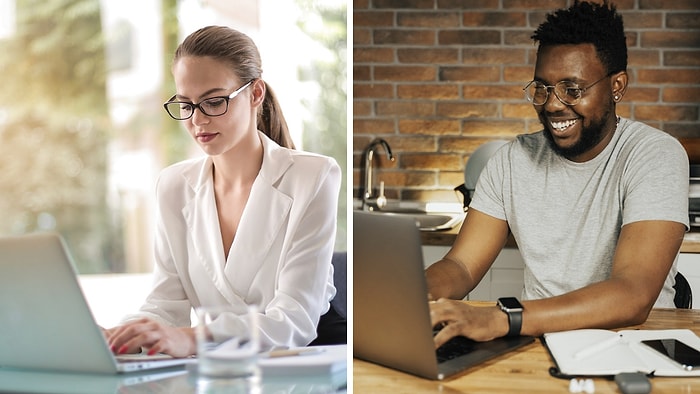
xmin=497 ymin=297 xmax=523 ymax=337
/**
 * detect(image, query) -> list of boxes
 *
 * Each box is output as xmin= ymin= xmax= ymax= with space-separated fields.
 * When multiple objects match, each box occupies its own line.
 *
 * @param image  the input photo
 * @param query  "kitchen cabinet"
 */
xmin=422 ymin=245 xmax=524 ymax=301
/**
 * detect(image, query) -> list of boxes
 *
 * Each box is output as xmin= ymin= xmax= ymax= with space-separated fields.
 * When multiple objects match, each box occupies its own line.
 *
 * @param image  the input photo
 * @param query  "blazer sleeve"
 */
xmin=255 ymin=156 xmax=342 ymax=348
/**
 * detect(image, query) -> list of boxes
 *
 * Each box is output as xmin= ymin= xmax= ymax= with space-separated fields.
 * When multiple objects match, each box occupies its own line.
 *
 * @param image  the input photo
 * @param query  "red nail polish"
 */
xmin=118 ymin=345 xmax=128 ymax=354
xmin=147 ymin=348 xmax=156 ymax=356
xmin=110 ymin=345 xmax=116 ymax=352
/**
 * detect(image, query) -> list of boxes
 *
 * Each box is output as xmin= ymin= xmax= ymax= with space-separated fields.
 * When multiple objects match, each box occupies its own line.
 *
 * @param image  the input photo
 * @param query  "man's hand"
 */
xmin=429 ymin=299 xmax=509 ymax=348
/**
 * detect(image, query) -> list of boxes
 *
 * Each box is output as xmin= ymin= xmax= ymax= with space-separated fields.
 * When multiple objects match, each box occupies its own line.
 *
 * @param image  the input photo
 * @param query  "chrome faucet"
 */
xmin=360 ymin=138 xmax=394 ymax=210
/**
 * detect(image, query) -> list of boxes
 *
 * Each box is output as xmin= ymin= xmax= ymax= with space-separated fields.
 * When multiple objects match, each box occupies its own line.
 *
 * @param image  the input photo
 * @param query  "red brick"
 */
xmin=635 ymin=105 xmax=698 ymax=122
xmin=438 ymin=30 xmax=501 ymax=46
xmin=354 ymin=83 xmax=394 ymax=99
xmin=399 ymin=119 xmax=461 ymax=135
xmin=663 ymin=87 xmax=700 ymax=103
xmin=437 ymin=0 xmax=499 ymax=9
xmin=372 ymin=0 xmax=435 ymax=9
xmin=503 ymin=0 xmax=566 ymax=9
xmin=353 ymin=101 xmax=373 ymax=116
xmin=666 ymin=13 xmax=700 ymax=29
xmin=640 ymin=0 xmax=700 ymax=10
xmin=398 ymin=12 xmax=461 ymax=28
xmin=439 ymin=136 xmax=509 ymax=153
xmin=462 ymin=12 xmax=527 ymax=27
xmin=436 ymin=102 xmax=499 ymax=118
xmin=398 ymin=48 xmax=460 ymax=64
xmin=664 ymin=51 xmax=700 ymax=67
xmin=375 ymin=66 xmax=437 ymax=81
xmin=381 ymin=136 xmax=437 ymax=152
xmin=462 ymin=85 xmax=523 ymax=100
xmin=354 ymin=29 xmax=371 ymax=45
xmin=354 ymin=0 xmax=370 ymax=9
xmin=624 ymin=87 xmax=660 ymax=103
xmin=462 ymin=120 xmax=526 ymax=137
xmin=461 ymin=48 xmax=528 ymax=65
xmin=374 ymin=29 xmax=436 ymax=45
xmin=354 ymin=47 xmax=394 ymax=63
xmin=505 ymin=66 xmax=534 ymax=83
xmin=503 ymin=103 xmax=539 ymax=119
xmin=641 ymin=31 xmax=700 ymax=48
xmin=398 ymin=84 xmax=460 ymax=100
xmin=628 ymin=49 xmax=661 ymax=67
xmin=619 ymin=12 xmax=663 ymax=28
xmin=402 ymin=153 xmax=463 ymax=170
xmin=354 ymin=119 xmax=395 ymax=134
xmin=376 ymin=101 xmax=435 ymax=116
xmin=504 ymin=29 xmax=537 ymax=46
xmin=353 ymin=65 xmax=371 ymax=81
xmin=637 ymin=69 xmax=699 ymax=84
xmin=439 ymin=66 xmax=500 ymax=82
xmin=353 ymin=11 xmax=394 ymax=27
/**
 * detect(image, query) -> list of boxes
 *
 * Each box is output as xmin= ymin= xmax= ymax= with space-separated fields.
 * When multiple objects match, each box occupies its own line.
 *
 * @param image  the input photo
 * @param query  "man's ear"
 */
xmin=611 ymin=71 xmax=628 ymax=102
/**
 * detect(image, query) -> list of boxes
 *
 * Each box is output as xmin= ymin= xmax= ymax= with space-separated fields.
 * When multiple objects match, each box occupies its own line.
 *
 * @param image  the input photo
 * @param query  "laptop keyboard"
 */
xmin=435 ymin=335 xmax=478 ymax=363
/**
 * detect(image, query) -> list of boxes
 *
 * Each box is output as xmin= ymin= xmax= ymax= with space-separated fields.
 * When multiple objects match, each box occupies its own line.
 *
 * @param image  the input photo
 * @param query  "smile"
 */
xmin=550 ymin=119 xmax=578 ymax=132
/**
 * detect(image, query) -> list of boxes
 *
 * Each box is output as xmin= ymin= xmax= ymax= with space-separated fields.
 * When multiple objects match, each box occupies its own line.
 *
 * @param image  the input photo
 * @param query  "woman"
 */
xmin=106 ymin=26 xmax=341 ymax=357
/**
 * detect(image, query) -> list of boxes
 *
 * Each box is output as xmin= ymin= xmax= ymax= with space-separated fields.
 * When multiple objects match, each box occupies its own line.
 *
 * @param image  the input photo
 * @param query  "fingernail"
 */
xmin=110 ymin=345 xmax=116 ymax=352
xmin=118 ymin=345 xmax=128 ymax=354
xmin=147 ymin=348 xmax=157 ymax=356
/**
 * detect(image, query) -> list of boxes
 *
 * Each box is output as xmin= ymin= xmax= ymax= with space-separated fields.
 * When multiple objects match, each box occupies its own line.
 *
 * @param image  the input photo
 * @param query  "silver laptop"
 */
xmin=0 ymin=232 xmax=193 ymax=374
xmin=353 ymin=211 xmax=534 ymax=380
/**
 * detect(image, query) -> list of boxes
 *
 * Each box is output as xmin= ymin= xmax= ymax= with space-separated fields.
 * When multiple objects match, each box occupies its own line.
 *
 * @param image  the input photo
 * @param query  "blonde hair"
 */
xmin=174 ymin=26 xmax=295 ymax=149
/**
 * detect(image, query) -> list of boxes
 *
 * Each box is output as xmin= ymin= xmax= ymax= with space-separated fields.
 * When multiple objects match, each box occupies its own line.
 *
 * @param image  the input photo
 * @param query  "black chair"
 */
xmin=309 ymin=251 xmax=347 ymax=345
xmin=674 ymin=272 xmax=693 ymax=309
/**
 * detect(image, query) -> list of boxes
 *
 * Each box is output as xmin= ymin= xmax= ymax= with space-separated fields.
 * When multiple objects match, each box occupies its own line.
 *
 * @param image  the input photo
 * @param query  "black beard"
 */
xmin=541 ymin=108 xmax=612 ymax=160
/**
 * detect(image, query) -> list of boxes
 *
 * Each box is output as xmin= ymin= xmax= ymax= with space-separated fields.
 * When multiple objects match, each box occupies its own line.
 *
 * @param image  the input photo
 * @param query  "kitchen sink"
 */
xmin=355 ymin=204 xmax=464 ymax=231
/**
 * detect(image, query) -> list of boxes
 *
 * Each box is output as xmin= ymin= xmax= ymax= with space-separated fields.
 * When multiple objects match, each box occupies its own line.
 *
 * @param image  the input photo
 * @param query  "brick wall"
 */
xmin=353 ymin=0 xmax=700 ymax=204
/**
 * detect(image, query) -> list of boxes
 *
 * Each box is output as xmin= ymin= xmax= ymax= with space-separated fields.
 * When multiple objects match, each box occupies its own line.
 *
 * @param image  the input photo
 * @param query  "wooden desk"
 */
xmin=353 ymin=307 xmax=700 ymax=393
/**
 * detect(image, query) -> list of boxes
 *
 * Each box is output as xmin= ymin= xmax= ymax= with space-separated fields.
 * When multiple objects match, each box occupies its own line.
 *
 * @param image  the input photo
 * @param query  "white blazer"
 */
xmin=129 ymin=131 xmax=341 ymax=350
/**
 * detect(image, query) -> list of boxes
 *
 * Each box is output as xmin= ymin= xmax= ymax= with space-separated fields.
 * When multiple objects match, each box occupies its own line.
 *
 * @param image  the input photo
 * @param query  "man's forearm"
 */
xmin=425 ymin=258 xmax=473 ymax=300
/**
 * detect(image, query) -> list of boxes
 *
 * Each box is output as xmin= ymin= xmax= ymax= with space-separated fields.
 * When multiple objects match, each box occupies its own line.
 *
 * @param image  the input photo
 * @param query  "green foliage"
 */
xmin=296 ymin=0 xmax=348 ymax=251
xmin=0 ymin=0 xmax=116 ymax=273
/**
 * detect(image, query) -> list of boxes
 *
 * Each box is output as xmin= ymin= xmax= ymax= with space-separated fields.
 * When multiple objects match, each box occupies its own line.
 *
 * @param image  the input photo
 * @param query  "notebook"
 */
xmin=0 ymin=232 xmax=194 ymax=374
xmin=353 ymin=211 xmax=534 ymax=380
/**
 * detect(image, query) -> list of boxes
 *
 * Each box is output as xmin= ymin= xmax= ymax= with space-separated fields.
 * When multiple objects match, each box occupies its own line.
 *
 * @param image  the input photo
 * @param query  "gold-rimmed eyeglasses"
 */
xmin=523 ymin=74 xmax=611 ymax=106
xmin=164 ymin=79 xmax=255 ymax=120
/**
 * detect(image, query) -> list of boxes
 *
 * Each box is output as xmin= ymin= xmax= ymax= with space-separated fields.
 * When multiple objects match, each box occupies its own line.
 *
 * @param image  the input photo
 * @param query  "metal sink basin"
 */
xmin=357 ymin=206 xmax=464 ymax=231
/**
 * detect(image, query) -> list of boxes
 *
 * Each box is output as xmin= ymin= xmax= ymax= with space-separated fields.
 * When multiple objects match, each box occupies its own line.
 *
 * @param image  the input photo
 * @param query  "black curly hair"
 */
xmin=532 ymin=0 xmax=627 ymax=75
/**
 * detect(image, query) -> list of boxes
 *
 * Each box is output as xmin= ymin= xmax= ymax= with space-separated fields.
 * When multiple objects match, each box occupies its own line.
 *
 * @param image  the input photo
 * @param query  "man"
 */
xmin=427 ymin=0 xmax=689 ymax=348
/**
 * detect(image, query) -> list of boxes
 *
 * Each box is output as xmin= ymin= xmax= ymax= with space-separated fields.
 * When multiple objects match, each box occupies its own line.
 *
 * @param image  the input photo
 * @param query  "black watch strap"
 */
xmin=498 ymin=297 xmax=523 ymax=337
xmin=505 ymin=309 xmax=522 ymax=337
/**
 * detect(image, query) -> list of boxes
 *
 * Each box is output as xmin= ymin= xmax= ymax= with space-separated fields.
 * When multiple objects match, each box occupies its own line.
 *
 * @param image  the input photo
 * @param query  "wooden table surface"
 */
xmin=353 ymin=307 xmax=700 ymax=393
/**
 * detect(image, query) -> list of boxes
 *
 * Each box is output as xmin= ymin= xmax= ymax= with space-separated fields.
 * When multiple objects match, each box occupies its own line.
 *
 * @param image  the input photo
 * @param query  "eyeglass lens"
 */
xmin=525 ymin=81 xmax=583 ymax=106
xmin=165 ymin=97 xmax=229 ymax=120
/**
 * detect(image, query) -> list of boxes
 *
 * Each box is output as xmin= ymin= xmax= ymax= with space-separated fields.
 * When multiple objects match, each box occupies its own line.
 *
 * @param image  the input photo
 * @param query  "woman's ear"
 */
xmin=611 ymin=71 xmax=628 ymax=102
xmin=251 ymin=79 xmax=266 ymax=108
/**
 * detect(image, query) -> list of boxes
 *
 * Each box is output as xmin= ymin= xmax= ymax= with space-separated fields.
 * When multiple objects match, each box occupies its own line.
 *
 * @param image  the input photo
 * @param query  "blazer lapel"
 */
xmin=224 ymin=133 xmax=294 ymax=293
xmin=181 ymin=158 xmax=235 ymax=302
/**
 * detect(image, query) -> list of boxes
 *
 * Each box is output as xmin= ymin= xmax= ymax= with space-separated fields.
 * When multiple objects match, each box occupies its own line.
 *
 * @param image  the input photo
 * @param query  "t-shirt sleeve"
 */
xmin=621 ymin=134 xmax=689 ymax=229
xmin=469 ymin=145 xmax=509 ymax=221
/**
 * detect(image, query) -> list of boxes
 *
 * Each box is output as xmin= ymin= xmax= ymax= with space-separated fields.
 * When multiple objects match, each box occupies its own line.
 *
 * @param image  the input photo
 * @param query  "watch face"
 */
xmin=499 ymin=297 xmax=523 ymax=311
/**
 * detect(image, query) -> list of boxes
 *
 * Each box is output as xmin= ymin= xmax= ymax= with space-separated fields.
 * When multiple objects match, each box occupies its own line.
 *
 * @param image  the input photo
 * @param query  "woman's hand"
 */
xmin=429 ymin=299 xmax=509 ymax=348
xmin=106 ymin=318 xmax=196 ymax=358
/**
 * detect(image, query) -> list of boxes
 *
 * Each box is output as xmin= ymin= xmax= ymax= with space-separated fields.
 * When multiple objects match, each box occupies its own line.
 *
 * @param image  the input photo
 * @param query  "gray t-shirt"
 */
xmin=470 ymin=118 xmax=689 ymax=307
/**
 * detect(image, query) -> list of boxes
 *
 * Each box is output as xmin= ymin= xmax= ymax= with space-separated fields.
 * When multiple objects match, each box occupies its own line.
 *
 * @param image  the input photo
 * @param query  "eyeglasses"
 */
xmin=523 ymin=74 xmax=611 ymax=106
xmin=163 ymin=80 xmax=255 ymax=120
